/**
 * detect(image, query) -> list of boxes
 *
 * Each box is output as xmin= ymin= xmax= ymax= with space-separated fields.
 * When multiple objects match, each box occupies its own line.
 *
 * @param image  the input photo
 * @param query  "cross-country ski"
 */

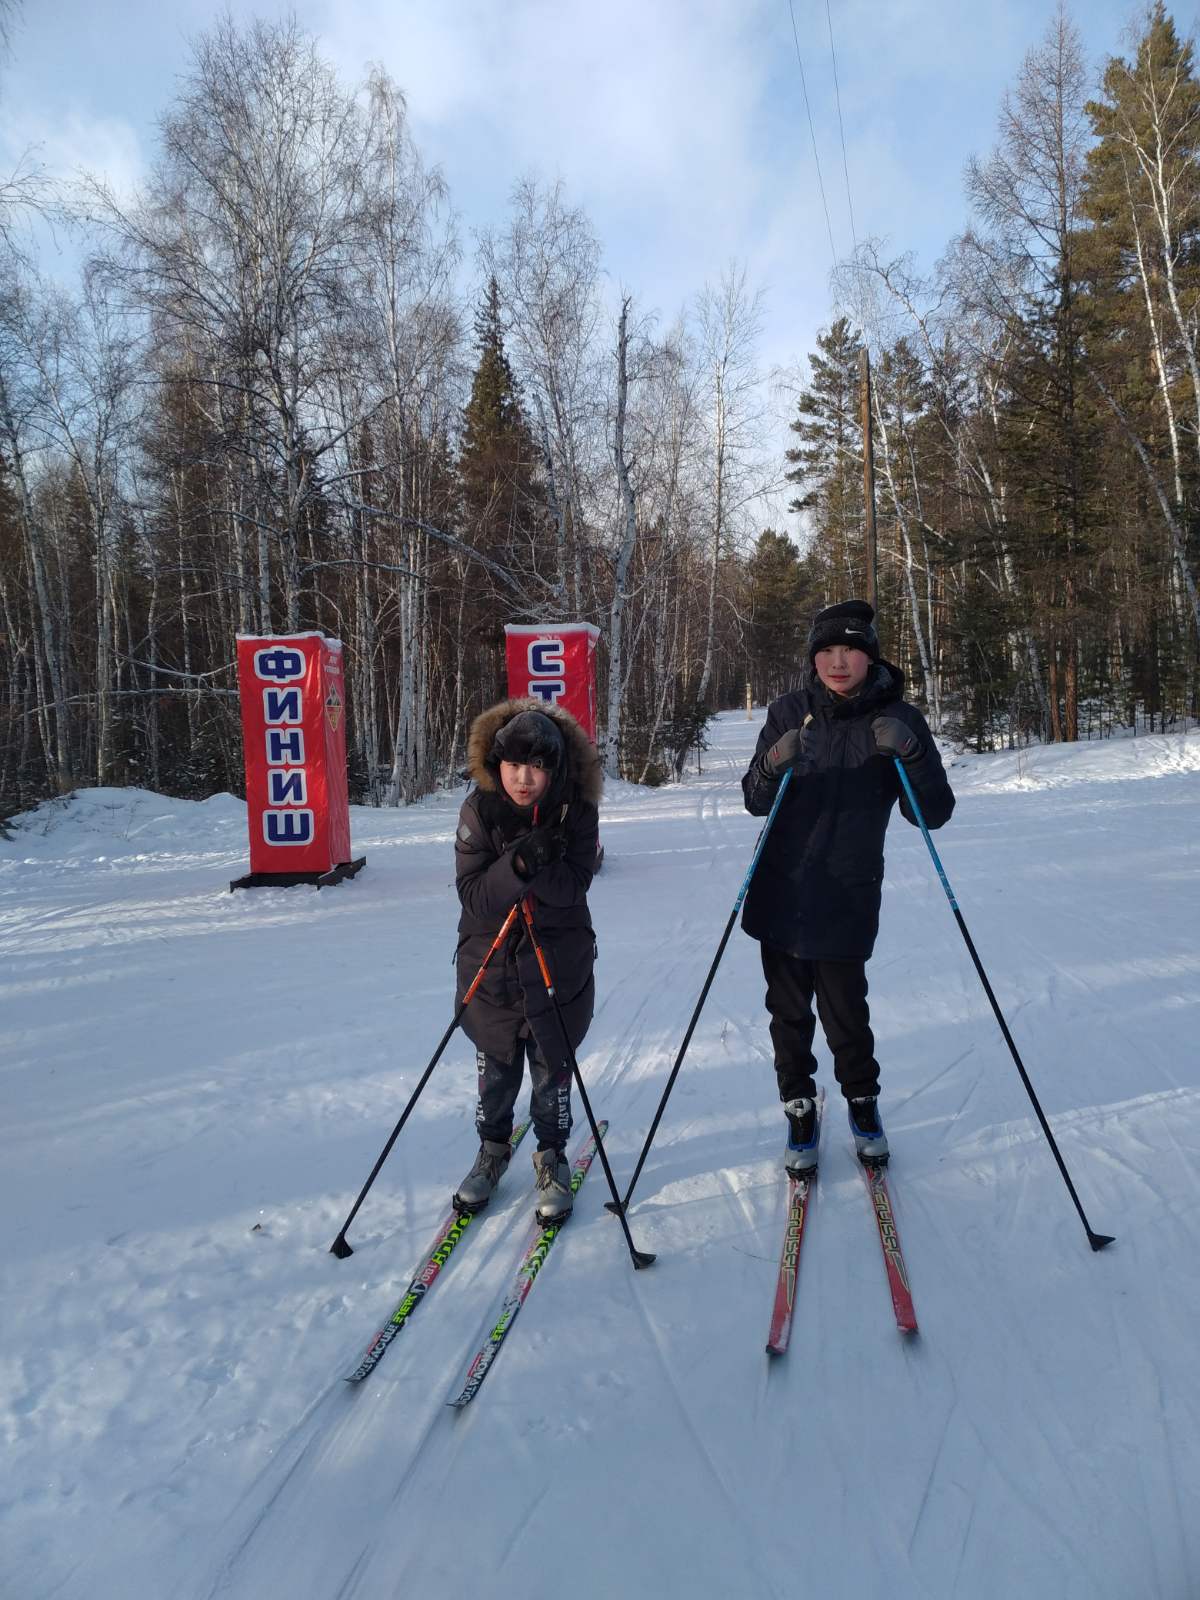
xmin=344 ymin=1122 xmax=531 ymax=1383
xmin=448 ymin=1124 xmax=607 ymax=1409
xmin=766 ymin=1091 xmax=824 ymax=1355
xmin=859 ymin=1156 xmax=918 ymax=1335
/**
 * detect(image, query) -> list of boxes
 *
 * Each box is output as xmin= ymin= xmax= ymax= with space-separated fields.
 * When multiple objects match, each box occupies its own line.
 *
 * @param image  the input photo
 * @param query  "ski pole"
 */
xmin=893 ymin=757 xmax=1114 ymax=1253
xmin=519 ymin=896 xmax=655 ymax=1268
xmin=329 ymin=902 xmax=522 ymax=1258
xmin=607 ymin=762 xmax=796 ymax=1218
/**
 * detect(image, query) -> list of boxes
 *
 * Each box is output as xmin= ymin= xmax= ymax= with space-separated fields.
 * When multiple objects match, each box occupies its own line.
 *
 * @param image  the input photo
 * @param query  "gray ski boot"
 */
xmin=453 ymin=1138 xmax=511 ymax=1213
xmin=532 ymin=1147 xmax=573 ymax=1223
xmin=848 ymin=1096 xmax=889 ymax=1167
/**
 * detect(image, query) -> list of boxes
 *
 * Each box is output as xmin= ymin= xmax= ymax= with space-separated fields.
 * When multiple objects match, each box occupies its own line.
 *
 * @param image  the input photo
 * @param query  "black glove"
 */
xmin=514 ymin=824 xmax=566 ymax=878
xmin=871 ymin=715 xmax=922 ymax=763
xmin=760 ymin=723 xmax=812 ymax=778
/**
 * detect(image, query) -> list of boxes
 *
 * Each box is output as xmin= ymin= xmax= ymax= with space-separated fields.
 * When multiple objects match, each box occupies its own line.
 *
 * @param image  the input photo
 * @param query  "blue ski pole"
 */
xmin=893 ymin=757 xmax=1114 ymax=1253
xmin=608 ymin=765 xmax=795 ymax=1216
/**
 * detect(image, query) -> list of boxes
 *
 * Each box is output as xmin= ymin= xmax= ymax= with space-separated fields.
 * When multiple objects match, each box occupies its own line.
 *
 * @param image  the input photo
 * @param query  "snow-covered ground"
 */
xmin=3 ymin=712 xmax=1199 ymax=1600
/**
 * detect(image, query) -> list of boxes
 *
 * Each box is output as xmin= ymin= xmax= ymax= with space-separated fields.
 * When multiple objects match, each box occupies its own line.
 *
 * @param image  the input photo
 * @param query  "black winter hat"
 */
xmin=492 ymin=708 xmax=565 ymax=769
xmin=807 ymin=599 xmax=880 ymax=663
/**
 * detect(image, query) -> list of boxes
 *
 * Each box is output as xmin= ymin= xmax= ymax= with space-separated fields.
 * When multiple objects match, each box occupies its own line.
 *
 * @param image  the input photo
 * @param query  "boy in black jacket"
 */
xmin=451 ymin=700 xmax=602 ymax=1223
xmin=741 ymin=600 xmax=954 ymax=1171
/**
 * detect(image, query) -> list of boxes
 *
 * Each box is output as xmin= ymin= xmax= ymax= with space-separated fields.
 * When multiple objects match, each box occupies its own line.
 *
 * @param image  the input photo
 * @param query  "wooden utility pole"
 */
xmin=859 ymin=347 xmax=878 ymax=612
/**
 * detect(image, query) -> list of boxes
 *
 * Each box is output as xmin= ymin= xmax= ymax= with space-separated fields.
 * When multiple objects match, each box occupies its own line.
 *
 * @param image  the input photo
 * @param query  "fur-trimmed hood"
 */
xmin=466 ymin=697 xmax=604 ymax=808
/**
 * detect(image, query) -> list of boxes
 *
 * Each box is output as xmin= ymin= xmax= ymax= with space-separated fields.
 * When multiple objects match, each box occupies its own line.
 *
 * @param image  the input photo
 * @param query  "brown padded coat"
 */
xmin=454 ymin=698 xmax=602 ymax=1069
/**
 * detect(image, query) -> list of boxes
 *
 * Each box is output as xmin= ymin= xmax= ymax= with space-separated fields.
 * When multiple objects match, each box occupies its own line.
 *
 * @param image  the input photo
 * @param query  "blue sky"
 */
xmin=0 ymin=0 xmax=1180 ymax=519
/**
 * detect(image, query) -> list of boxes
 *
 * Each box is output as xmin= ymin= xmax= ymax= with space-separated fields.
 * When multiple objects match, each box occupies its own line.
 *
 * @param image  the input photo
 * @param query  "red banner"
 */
xmin=503 ymin=623 xmax=601 ymax=741
xmin=236 ymin=634 xmax=352 ymax=876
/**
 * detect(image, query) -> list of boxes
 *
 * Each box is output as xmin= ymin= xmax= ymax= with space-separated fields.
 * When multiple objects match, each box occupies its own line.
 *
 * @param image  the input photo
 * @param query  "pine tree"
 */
xmin=1080 ymin=3 xmax=1200 ymax=703
xmin=964 ymin=13 xmax=1098 ymax=740
xmin=458 ymin=278 xmax=545 ymax=580
xmin=745 ymin=529 xmax=820 ymax=701
xmin=785 ymin=318 xmax=865 ymax=597
xmin=454 ymin=278 xmax=548 ymax=712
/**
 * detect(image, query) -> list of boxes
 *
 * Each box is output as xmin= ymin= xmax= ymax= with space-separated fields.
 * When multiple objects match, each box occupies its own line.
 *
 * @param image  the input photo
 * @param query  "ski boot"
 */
xmin=532 ymin=1147 xmax=573 ymax=1223
xmin=848 ymin=1096 xmax=889 ymax=1167
xmin=453 ymin=1139 xmax=511 ymax=1213
xmin=783 ymin=1096 xmax=819 ymax=1176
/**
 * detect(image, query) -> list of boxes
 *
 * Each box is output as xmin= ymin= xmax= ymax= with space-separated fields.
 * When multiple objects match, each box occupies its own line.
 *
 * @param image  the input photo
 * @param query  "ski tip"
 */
xmin=1089 ymin=1232 xmax=1116 ymax=1253
xmin=765 ymin=1343 xmax=784 ymax=1358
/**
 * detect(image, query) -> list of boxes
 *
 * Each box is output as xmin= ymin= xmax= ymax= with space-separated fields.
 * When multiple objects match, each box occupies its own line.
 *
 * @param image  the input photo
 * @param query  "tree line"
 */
xmin=1 ymin=6 xmax=1198 ymax=822
xmin=784 ymin=4 xmax=1200 ymax=747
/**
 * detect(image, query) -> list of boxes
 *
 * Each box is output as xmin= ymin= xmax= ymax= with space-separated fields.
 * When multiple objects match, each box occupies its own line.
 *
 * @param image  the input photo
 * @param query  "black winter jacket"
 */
xmin=741 ymin=662 xmax=954 ymax=961
xmin=455 ymin=698 xmax=602 ymax=1068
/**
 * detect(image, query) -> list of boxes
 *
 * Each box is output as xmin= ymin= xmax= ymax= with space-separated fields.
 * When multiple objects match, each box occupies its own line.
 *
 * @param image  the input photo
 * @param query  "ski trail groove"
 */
xmin=625 ymin=1266 xmax=786 ymax=1600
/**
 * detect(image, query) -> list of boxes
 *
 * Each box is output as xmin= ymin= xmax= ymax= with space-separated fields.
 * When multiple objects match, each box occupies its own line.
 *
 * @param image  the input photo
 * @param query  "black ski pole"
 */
xmin=520 ymin=897 xmax=655 ymax=1269
xmin=893 ymin=757 xmax=1114 ymax=1253
xmin=607 ymin=762 xmax=796 ymax=1218
xmin=329 ymin=901 xmax=522 ymax=1258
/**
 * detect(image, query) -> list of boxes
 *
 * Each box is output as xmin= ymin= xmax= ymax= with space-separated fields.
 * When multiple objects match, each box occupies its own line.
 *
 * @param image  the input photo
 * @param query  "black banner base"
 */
xmin=229 ymin=856 xmax=366 ymax=892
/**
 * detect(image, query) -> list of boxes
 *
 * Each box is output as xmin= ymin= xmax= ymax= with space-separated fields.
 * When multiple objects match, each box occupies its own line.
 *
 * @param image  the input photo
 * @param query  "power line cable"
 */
xmin=825 ymin=0 xmax=858 ymax=251
xmin=786 ymin=0 xmax=837 ymax=268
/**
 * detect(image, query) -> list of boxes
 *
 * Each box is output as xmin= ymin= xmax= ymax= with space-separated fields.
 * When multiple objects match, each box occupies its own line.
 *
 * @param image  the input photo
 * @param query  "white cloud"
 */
xmin=319 ymin=0 xmax=776 ymax=296
xmin=305 ymin=0 xmax=1139 ymax=539
xmin=0 ymin=106 xmax=145 ymax=203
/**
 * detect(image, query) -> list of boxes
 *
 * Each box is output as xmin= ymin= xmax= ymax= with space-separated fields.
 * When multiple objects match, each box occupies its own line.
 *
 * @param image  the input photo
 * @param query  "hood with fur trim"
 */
xmin=466 ymin=697 xmax=604 ymax=809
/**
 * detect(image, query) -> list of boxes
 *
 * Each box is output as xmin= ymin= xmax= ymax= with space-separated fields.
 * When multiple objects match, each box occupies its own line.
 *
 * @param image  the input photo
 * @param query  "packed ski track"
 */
xmin=3 ymin=711 xmax=1200 ymax=1599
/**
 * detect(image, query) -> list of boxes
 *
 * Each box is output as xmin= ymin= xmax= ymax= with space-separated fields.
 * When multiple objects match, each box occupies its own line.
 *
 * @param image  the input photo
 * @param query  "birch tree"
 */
xmin=962 ymin=7 xmax=1093 ymax=739
xmin=86 ymin=16 xmax=388 ymax=631
xmin=480 ymin=179 xmax=604 ymax=613
xmin=694 ymin=263 xmax=765 ymax=708
xmin=604 ymin=297 xmax=639 ymax=778
xmin=1081 ymin=6 xmax=1200 ymax=633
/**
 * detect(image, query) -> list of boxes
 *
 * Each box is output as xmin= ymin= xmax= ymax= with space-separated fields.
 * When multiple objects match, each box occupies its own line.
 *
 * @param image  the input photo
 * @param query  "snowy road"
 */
xmin=3 ymin=713 xmax=1199 ymax=1598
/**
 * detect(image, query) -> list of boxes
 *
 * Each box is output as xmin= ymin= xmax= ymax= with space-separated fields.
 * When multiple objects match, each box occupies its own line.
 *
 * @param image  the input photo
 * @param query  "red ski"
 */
xmin=766 ymin=1090 xmax=823 ymax=1356
xmin=860 ymin=1159 xmax=918 ymax=1334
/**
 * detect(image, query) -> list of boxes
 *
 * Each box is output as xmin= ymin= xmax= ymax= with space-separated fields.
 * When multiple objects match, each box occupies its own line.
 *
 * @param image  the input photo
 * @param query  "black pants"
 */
xmin=475 ymin=1037 xmax=572 ymax=1152
xmin=760 ymin=943 xmax=880 ymax=1102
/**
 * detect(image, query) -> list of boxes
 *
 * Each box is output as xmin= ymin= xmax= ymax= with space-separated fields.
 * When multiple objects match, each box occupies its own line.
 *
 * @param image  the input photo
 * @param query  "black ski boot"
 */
xmin=848 ymin=1096 xmax=889 ymax=1166
xmin=783 ymin=1096 xmax=819 ymax=1176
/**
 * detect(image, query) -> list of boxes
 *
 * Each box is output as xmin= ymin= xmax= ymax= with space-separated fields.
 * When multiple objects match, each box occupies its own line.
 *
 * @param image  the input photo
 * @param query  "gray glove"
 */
xmin=760 ymin=724 xmax=813 ymax=777
xmin=871 ymin=715 xmax=922 ymax=763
